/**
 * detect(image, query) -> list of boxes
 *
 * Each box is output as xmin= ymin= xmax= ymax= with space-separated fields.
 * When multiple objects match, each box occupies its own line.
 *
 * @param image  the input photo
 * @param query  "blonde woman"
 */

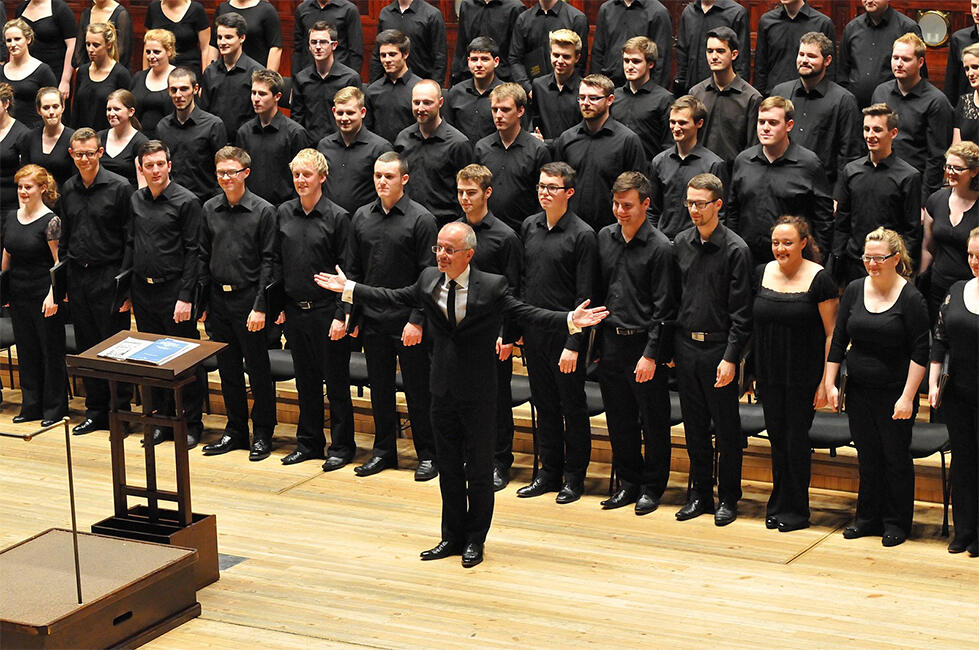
xmin=0 ymin=19 xmax=57 ymax=128
xmin=952 ymin=42 xmax=979 ymax=144
xmin=14 ymin=0 xmax=75 ymax=100
xmin=73 ymin=0 xmax=134 ymax=71
xmin=143 ymin=0 xmax=212 ymax=74
xmin=71 ymin=22 xmax=132 ymax=131
xmin=130 ymin=28 xmax=176 ymax=138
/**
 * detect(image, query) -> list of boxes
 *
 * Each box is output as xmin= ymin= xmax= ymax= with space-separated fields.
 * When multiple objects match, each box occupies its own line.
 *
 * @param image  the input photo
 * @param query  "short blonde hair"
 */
xmin=4 ymin=18 xmax=34 ymax=45
xmin=759 ymin=95 xmax=795 ymax=121
xmin=549 ymin=29 xmax=581 ymax=54
xmin=333 ymin=85 xmax=365 ymax=107
xmin=290 ymin=148 xmax=329 ymax=177
xmin=865 ymin=227 xmax=912 ymax=279
xmin=894 ymin=32 xmax=926 ymax=59
xmin=144 ymin=29 xmax=176 ymax=59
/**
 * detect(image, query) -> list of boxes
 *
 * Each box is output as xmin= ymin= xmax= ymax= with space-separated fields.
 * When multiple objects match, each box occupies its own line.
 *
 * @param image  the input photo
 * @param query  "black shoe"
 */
xmin=634 ymin=490 xmax=660 ymax=516
xmin=516 ymin=474 xmax=561 ymax=498
xmin=186 ymin=429 xmax=200 ymax=451
xmin=778 ymin=519 xmax=810 ymax=533
xmin=72 ymin=417 xmax=107 ymax=435
xmin=354 ymin=455 xmax=395 ymax=477
xmin=968 ymin=541 xmax=978 ymax=557
xmin=420 ymin=540 xmax=461 ymax=561
xmin=601 ymin=484 xmax=638 ymax=510
xmin=675 ymin=495 xmax=714 ymax=521
xmin=714 ymin=501 xmax=738 ymax=526
xmin=12 ymin=413 xmax=39 ymax=424
xmin=765 ymin=516 xmax=779 ymax=530
xmin=249 ymin=439 xmax=271 ymax=461
xmin=414 ymin=459 xmax=438 ymax=481
xmin=321 ymin=456 xmax=349 ymax=472
xmin=142 ymin=427 xmax=171 ymax=447
xmin=842 ymin=523 xmax=883 ymax=539
xmin=202 ymin=434 xmax=247 ymax=456
xmin=281 ymin=449 xmax=322 ymax=465
xmin=461 ymin=542 xmax=483 ymax=568
xmin=555 ymin=480 xmax=583 ymax=504
xmin=882 ymin=532 xmax=907 ymax=547
xmin=493 ymin=466 xmax=510 ymax=492
xmin=948 ymin=537 xmax=974 ymax=554
xmin=40 ymin=418 xmax=60 ymax=427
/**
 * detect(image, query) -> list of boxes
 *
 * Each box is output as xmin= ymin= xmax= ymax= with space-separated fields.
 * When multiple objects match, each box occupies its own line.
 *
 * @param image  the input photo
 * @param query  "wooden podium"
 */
xmin=66 ymin=331 xmax=225 ymax=590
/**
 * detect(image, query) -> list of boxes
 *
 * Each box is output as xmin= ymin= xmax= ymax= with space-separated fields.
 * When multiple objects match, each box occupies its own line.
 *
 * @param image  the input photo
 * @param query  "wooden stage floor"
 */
xmin=1 ymin=391 xmax=976 ymax=649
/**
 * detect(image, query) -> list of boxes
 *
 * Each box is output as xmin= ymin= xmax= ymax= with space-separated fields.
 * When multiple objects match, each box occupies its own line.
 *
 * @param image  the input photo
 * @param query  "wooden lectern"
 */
xmin=66 ymin=331 xmax=225 ymax=590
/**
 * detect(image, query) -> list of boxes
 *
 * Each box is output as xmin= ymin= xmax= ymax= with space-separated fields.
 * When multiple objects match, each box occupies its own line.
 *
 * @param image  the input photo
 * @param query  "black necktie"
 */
xmin=447 ymin=279 xmax=457 ymax=327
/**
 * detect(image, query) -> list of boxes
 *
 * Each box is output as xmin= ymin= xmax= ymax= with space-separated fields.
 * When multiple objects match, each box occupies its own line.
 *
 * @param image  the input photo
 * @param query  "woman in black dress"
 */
xmin=14 ymin=0 xmax=75 ymax=101
xmin=929 ymin=227 xmax=979 ymax=557
xmin=210 ymin=0 xmax=282 ymax=70
xmin=754 ymin=216 xmax=838 ymax=532
xmin=826 ymin=227 xmax=930 ymax=548
xmin=71 ymin=22 xmax=132 ymax=131
xmin=143 ymin=0 xmax=211 ymax=76
xmin=1 ymin=164 xmax=67 ymax=425
xmin=131 ymin=28 xmax=176 ymax=138
xmin=0 ymin=83 xmax=32 ymax=213
xmin=954 ymin=43 xmax=979 ymax=145
xmin=98 ymin=88 xmax=147 ymax=187
xmin=0 ymin=19 xmax=57 ymax=129
xmin=73 ymin=0 xmax=134 ymax=72
xmin=922 ymin=141 xmax=979 ymax=323
xmin=23 ymin=86 xmax=75 ymax=189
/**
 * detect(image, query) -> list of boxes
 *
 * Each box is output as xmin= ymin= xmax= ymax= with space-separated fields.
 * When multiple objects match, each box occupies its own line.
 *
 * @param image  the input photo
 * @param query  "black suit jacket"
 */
xmin=354 ymin=266 xmax=571 ymax=400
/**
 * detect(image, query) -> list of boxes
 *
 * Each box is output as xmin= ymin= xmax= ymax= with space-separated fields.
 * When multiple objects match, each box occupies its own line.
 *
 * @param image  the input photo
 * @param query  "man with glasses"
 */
xmin=834 ymin=103 xmax=922 ymax=283
xmin=60 ymin=128 xmax=135 ymax=436
xmin=552 ymin=73 xmax=645 ymax=231
xmin=516 ymin=161 xmax=598 ymax=505
xmin=198 ymin=146 xmax=279 ymax=461
xmin=291 ymin=20 xmax=362 ymax=142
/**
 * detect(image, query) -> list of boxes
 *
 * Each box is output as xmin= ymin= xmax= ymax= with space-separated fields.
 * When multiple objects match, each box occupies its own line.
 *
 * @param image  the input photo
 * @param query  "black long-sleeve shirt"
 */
xmin=200 ymin=189 xmax=278 ymax=312
xmin=673 ymin=222 xmax=752 ymax=362
xmin=444 ymin=77 xmax=503 ymax=144
xmin=58 ymin=167 xmax=133 ymax=268
xmin=292 ymin=0 xmax=364 ymax=76
xmin=649 ymin=142 xmax=728 ymax=241
xmin=394 ymin=119 xmax=474 ymax=225
xmin=211 ymin=1 xmax=281 ymax=68
xmin=508 ymin=1 xmax=588 ymax=92
xmin=451 ymin=0 xmax=525 ymax=84
xmin=838 ymin=7 xmax=924 ymax=108
xmin=611 ymin=79 xmax=674 ymax=160
xmin=318 ymin=127 xmax=393 ymax=215
xmin=752 ymin=2 xmax=835 ymax=95
xmin=236 ymin=112 xmax=312 ymax=206
xmin=530 ymin=71 xmax=582 ymax=140
xmin=590 ymin=0 xmax=672 ymax=88
xmin=364 ymin=71 xmax=422 ymax=144
xmin=596 ymin=219 xmax=676 ymax=360
xmin=675 ymin=0 xmax=751 ymax=94
xmin=200 ymin=53 xmax=263 ymax=139
xmin=474 ymin=128 xmax=552 ymax=232
xmin=369 ymin=0 xmax=447 ymax=83
xmin=290 ymin=61 xmax=364 ymax=142
xmin=689 ymin=74 xmax=761 ymax=165
xmin=944 ymin=26 xmax=979 ymax=106
xmin=156 ymin=105 xmax=228 ymax=201
xmin=932 ymin=280 xmax=979 ymax=401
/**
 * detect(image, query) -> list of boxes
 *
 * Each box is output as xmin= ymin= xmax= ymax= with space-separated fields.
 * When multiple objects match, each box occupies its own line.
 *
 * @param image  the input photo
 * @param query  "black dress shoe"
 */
xmin=249 ymin=439 xmax=271 ymax=461
xmin=675 ymin=496 xmax=714 ymax=521
xmin=40 ymin=418 xmax=60 ymax=427
xmin=555 ymin=480 xmax=583 ymax=504
xmin=72 ymin=417 xmax=107 ymax=435
xmin=12 ymin=414 xmax=40 ymax=424
xmin=354 ymin=455 xmax=395 ymax=477
xmin=968 ymin=541 xmax=979 ymax=557
xmin=142 ymin=427 xmax=171 ymax=447
xmin=461 ymin=542 xmax=483 ymax=568
xmin=601 ymin=484 xmax=638 ymax=510
xmin=186 ymin=429 xmax=200 ymax=451
xmin=202 ymin=434 xmax=247 ymax=456
xmin=321 ymin=456 xmax=349 ymax=472
xmin=493 ymin=466 xmax=510 ymax=492
xmin=778 ymin=519 xmax=810 ymax=533
xmin=414 ymin=459 xmax=438 ymax=481
xmin=842 ymin=523 xmax=883 ymax=539
xmin=882 ymin=532 xmax=907 ymax=547
xmin=281 ymin=449 xmax=322 ymax=465
xmin=765 ymin=515 xmax=779 ymax=530
xmin=634 ymin=490 xmax=660 ymax=516
xmin=420 ymin=540 xmax=462 ymax=561
xmin=516 ymin=475 xmax=560 ymax=498
xmin=948 ymin=537 xmax=974 ymax=554
xmin=714 ymin=501 xmax=738 ymax=526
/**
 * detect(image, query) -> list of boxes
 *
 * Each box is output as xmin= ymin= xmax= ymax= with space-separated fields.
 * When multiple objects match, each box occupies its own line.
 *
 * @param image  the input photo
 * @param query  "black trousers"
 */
xmin=492 ymin=355 xmax=515 ymax=471
xmin=943 ymin=386 xmax=978 ymax=543
xmin=283 ymin=304 xmax=355 ymax=458
xmin=432 ymin=392 xmax=496 ymax=544
xmin=9 ymin=286 xmax=67 ymax=420
xmin=597 ymin=332 xmax=671 ymax=494
xmin=206 ymin=289 xmax=276 ymax=443
xmin=758 ymin=381 xmax=817 ymax=526
xmin=846 ymin=382 xmax=916 ymax=536
xmin=131 ymin=278 xmax=204 ymax=432
xmin=522 ymin=327 xmax=590 ymax=483
xmin=68 ymin=262 xmax=133 ymax=421
xmin=362 ymin=329 xmax=435 ymax=462
xmin=674 ymin=336 xmax=742 ymax=503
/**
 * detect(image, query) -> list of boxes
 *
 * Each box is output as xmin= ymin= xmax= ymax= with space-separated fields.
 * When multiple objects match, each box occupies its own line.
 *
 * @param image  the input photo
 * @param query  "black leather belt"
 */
xmin=139 ymin=274 xmax=178 ymax=285
xmin=295 ymin=300 xmax=329 ymax=310
xmin=217 ymin=283 xmax=246 ymax=292
xmin=685 ymin=330 xmax=727 ymax=343
xmin=614 ymin=327 xmax=644 ymax=336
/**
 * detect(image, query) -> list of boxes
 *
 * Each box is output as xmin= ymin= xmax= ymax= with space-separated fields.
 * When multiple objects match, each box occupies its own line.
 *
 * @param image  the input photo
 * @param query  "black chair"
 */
xmin=0 ymin=315 xmax=14 ymax=387
xmin=909 ymin=420 xmax=952 ymax=536
xmin=349 ymin=350 xmax=370 ymax=396
xmin=201 ymin=354 xmax=219 ymax=413
xmin=64 ymin=323 xmax=79 ymax=398
xmin=510 ymin=372 xmax=539 ymax=477
xmin=808 ymin=411 xmax=853 ymax=457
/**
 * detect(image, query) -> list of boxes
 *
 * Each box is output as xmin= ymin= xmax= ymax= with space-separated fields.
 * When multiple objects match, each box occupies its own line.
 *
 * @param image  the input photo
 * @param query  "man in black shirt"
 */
xmin=318 ymin=86 xmax=393 ymax=214
xmin=475 ymin=83 xmax=551 ymax=231
xmin=451 ymin=0 xmax=524 ymax=84
xmin=834 ymin=103 xmax=922 ymax=283
xmin=529 ymin=29 xmax=583 ymax=140
xmin=236 ymin=69 xmax=312 ymax=206
xmin=871 ymin=32 xmax=953 ymax=202
xmin=516 ymin=161 xmax=597 ymax=504
xmin=838 ymin=0 xmax=925 ymax=108
xmin=649 ymin=95 xmax=727 ymax=240
xmin=199 ymin=146 xmax=278 ymax=461
xmin=275 ymin=149 xmax=356 ymax=469
xmin=595 ymin=171 xmax=676 ymax=515
xmin=590 ymin=0 xmax=672 ymax=88
xmin=291 ymin=21 xmax=363 ymax=143
xmin=444 ymin=37 xmax=503 ymax=145
xmin=753 ymin=0 xmax=835 ymax=96
xmin=727 ymin=95 xmax=834 ymax=264
xmin=201 ymin=12 xmax=263 ymax=138
xmin=156 ymin=67 xmax=227 ymax=202
xmin=552 ymin=74 xmax=646 ymax=231
xmin=292 ymin=0 xmax=363 ymax=75
xmin=369 ymin=0 xmax=447 ymax=83
xmin=944 ymin=3 xmax=979 ymax=105
xmin=365 ymin=30 xmax=422 ymax=144
xmin=124 ymin=140 xmax=204 ymax=446
xmin=690 ymin=27 xmax=762 ymax=170
xmin=60 ymin=128 xmax=134 ymax=435
xmin=509 ymin=0 xmax=588 ymax=93
xmin=345 ymin=151 xmax=438 ymax=480
xmin=771 ymin=31 xmax=862 ymax=188
xmin=394 ymin=80 xmax=474 ymax=225
xmin=455 ymin=164 xmax=523 ymax=490
xmin=611 ymin=36 xmax=674 ymax=160
xmin=673 ymin=172 xmax=752 ymax=525
xmin=675 ymin=0 xmax=751 ymax=94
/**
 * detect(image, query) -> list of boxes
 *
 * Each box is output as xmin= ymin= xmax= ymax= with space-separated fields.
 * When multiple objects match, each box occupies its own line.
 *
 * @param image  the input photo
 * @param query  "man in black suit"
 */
xmin=314 ymin=222 xmax=608 ymax=568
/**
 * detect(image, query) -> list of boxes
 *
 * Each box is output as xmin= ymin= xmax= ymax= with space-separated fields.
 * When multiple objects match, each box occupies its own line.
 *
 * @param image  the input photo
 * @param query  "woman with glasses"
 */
xmin=23 ymin=86 xmax=75 ymax=188
xmin=98 ymin=88 xmax=147 ymax=187
xmin=929 ymin=227 xmax=979 ymax=557
xmin=921 ymin=141 xmax=979 ymax=322
xmin=825 ymin=227 xmax=930 ymax=548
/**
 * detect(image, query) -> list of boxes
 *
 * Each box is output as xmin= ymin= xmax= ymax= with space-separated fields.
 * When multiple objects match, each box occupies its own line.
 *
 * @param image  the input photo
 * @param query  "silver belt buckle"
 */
xmin=691 ymin=331 xmax=706 ymax=342
xmin=222 ymin=284 xmax=233 ymax=292
xmin=298 ymin=301 xmax=313 ymax=310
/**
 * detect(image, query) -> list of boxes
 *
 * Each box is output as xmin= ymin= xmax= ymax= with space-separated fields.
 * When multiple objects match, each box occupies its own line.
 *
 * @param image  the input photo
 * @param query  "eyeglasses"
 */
xmin=577 ymin=94 xmax=608 ymax=104
xmin=536 ymin=183 xmax=567 ymax=194
xmin=944 ymin=164 xmax=969 ymax=174
xmin=309 ymin=39 xmax=334 ymax=47
xmin=71 ymin=150 xmax=99 ymax=159
xmin=216 ymin=168 xmax=248 ymax=178
xmin=431 ymin=245 xmax=471 ymax=255
xmin=684 ymin=199 xmax=714 ymax=210
xmin=861 ymin=252 xmax=897 ymax=264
